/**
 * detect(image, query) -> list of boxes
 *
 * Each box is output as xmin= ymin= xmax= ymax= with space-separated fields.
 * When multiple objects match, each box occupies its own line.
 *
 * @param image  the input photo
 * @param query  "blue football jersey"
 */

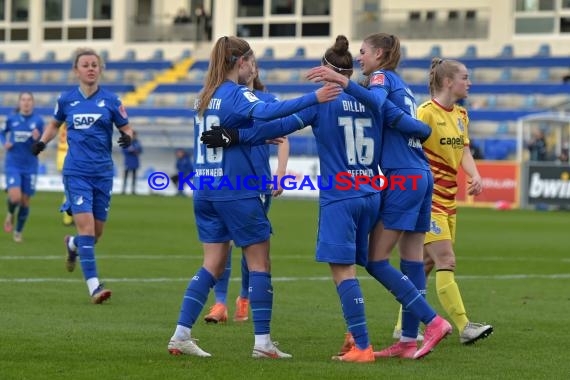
xmin=193 ymin=80 xmax=318 ymax=201
xmin=236 ymin=92 xmax=407 ymax=206
xmin=368 ymin=70 xmax=429 ymax=170
xmin=53 ymin=87 xmax=129 ymax=177
xmin=1 ymin=112 xmax=44 ymax=173
xmin=251 ymin=90 xmax=278 ymax=188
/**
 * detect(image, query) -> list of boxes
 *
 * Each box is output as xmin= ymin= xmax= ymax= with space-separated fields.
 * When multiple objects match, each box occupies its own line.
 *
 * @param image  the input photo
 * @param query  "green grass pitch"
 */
xmin=1 ymin=192 xmax=569 ymax=379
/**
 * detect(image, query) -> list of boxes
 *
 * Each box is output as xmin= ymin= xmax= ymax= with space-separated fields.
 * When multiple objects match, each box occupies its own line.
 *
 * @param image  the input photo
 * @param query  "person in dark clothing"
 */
xmin=122 ymin=131 xmax=142 ymax=195
xmin=527 ymin=129 xmax=548 ymax=161
xmin=171 ymin=148 xmax=193 ymax=196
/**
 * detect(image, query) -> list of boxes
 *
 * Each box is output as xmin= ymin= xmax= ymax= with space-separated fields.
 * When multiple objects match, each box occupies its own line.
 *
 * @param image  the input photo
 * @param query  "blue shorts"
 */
xmin=381 ymin=168 xmax=433 ymax=232
xmin=316 ymin=193 xmax=381 ymax=267
xmin=61 ymin=175 xmax=113 ymax=221
xmin=194 ymin=197 xmax=271 ymax=247
xmin=5 ymin=170 xmax=37 ymax=196
xmin=260 ymin=192 xmax=272 ymax=215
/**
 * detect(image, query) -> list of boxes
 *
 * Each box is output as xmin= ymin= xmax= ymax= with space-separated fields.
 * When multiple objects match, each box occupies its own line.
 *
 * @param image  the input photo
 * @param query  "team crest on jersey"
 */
xmin=370 ymin=72 xmax=385 ymax=86
xmin=457 ymin=118 xmax=465 ymax=132
xmin=97 ymin=99 xmax=106 ymax=107
xmin=119 ymin=104 xmax=128 ymax=119
xmin=430 ymin=220 xmax=442 ymax=234
xmin=73 ymin=113 xmax=102 ymax=129
xmin=29 ymin=122 xmax=36 ymax=130
xmin=243 ymin=91 xmax=259 ymax=103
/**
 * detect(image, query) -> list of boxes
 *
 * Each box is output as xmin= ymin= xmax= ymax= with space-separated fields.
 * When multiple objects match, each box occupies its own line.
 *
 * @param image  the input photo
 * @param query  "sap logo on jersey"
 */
xmin=73 ymin=114 xmax=102 ymax=129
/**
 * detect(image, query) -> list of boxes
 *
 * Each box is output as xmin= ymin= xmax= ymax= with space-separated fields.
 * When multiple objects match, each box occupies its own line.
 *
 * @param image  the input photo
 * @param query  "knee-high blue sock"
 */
xmin=15 ymin=206 xmax=29 ymax=233
xmin=177 ymin=267 xmax=216 ymax=328
xmin=213 ymin=246 xmax=232 ymax=304
xmin=366 ymin=259 xmax=436 ymax=325
xmin=337 ymin=278 xmax=369 ymax=349
xmin=76 ymin=235 xmax=97 ymax=281
xmin=249 ymin=271 xmax=272 ymax=335
xmin=7 ymin=199 xmax=17 ymax=214
xmin=240 ymin=253 xmax=249 ymax=298
xmin=400 ymin=259 xmax=426 ymax=339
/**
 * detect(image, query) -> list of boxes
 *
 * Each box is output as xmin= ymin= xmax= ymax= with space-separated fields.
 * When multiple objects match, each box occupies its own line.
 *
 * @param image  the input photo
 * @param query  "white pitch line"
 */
xmin=0 ymin=273 xmax=569 ymax=283
xmin=0 ymin=254 xmax=568 ymax=262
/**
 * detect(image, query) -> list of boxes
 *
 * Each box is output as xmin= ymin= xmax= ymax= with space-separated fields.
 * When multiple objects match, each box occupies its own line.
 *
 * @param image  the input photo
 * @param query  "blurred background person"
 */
xmin=121 ymin=130 xmax=142 ymax=195
xmin=1 ymin=92 xmax=44 ymax=242
xmin=171 ymin=148 xmax=193 ymax=196
xmin=526 ymin=128 xmax=548 ymax=161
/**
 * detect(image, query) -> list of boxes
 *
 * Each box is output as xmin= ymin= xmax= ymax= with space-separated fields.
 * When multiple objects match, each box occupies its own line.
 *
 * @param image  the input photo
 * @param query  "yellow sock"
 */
xmin=394 ymin=305 xmax=402 ymax=332
xmin=62 ymin=195 xmax=73 ymax=225
xmin=435 ymin=270 xmax=469 ymax=332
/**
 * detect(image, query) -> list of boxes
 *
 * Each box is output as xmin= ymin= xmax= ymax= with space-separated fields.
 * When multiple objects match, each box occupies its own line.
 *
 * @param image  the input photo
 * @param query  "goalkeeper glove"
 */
xmin=31 ymin=141 xmax=46 ymax=156
xmin=118 ymin=131 xmax=132 ymax=148
xmin=200 ymin=126 xmax=238 ymax=148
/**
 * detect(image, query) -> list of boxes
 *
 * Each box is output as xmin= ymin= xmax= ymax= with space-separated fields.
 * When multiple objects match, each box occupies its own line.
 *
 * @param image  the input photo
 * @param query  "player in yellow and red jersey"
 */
xmin=57 ymin=123 xmax=74 ymax=226
xmin=412 ymin=58 xmax=493 ymax=345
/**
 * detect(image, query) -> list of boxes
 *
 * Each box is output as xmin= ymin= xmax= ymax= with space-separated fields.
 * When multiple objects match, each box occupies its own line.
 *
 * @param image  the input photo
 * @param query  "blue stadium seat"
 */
xmin=426 ymin=44 xmax=442 ymax=58
xmin=262 ymin=47 xmax=274 ymax=59
xmin=535 ymin=43 xmax=551 ymax=57
xmin=537 ymin=67 xmax=550 ymax=81
xmin=176 ymin=94 xmax=187 ymax=107
xmin=151 ymin=49 xmax=164 ymax=60
xmin=483 ymin=139 xmax=510 ymax=160
xmin=17 ymin=51 xmax=30 ymax=61
xmin=289 ymin=70 xmax=301 ymax=81
xmin=100 ymin=49 xmax=109 ymax=62
xmin=180 ymin=49 xmax=191 ymax=59
xmin=524 ymin=95 xmax=537 ymax=108
xmin=293 ymin=47 xmax=306 ymax=58
xmin=487 ymin=94 xmax=497 ymax=109
xmin=496 ymin=122 xmax=509 ymax=134
xmin=123 ymin=49 xmax=136 ymax=61
xmin=0 ymin=51 xmax=4 ymax=61
xmin=43 ymin=50 xmax=56 ymax=62
xmin=499 ymin=68 xmax=512 ymax=81
xmin=498 ymin=44 xmax=513 ymax=57
xmin=462 ymin=45 xmax=477 ymax=58
xmin=400 ymin=45 xmax=407 ymax=59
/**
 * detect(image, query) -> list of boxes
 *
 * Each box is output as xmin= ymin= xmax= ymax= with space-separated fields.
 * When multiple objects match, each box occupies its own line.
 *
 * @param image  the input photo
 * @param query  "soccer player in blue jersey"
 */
xmin=307 ymin=33 xmax=453 ymax=360
xmin=1 ymin=92 xmax=44 ymax=243
xmin=202 ymin=35 xmax=447 ymax=362
xmin=31 ymin=48 xmax=134 ymax=304
xmin=204 ymin=56 xmax=289 ymax=324
xmin=166 ymin=35 xmax=340 ymax=359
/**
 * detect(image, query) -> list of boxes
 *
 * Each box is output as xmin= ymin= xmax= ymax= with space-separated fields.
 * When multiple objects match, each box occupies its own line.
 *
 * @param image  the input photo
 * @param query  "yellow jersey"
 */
xmin=418 ymin=100 xmax=470 ymax=215
xmin=56 ymin=124 xmax=68 ymax=172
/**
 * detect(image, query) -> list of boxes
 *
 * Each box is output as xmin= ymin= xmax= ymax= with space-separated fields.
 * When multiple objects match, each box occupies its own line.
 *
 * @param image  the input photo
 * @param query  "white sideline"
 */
xmin=0 ymin=273 xmax=569 ymax=283
xmin=0 ymin=254 xmax=568 ymax=262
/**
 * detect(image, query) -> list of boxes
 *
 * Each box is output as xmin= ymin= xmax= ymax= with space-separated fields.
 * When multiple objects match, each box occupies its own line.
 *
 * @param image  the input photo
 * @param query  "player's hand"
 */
xmin=315 ymin=82 xmax=342 ymax=103
xmin=272 ymin=169 xmax=286 ymax=197
xmin=200 ymin=126 xmax=238 ymax=148
xmin=306 ymin=66 xmax=349 ymax=88
xmin=467 ymin=175 xmax=483 ymax=196
xmin=31 ymin=141 xmax=46 ymax=156
xmin=118 ymin=131 xmax=132 ymax=148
